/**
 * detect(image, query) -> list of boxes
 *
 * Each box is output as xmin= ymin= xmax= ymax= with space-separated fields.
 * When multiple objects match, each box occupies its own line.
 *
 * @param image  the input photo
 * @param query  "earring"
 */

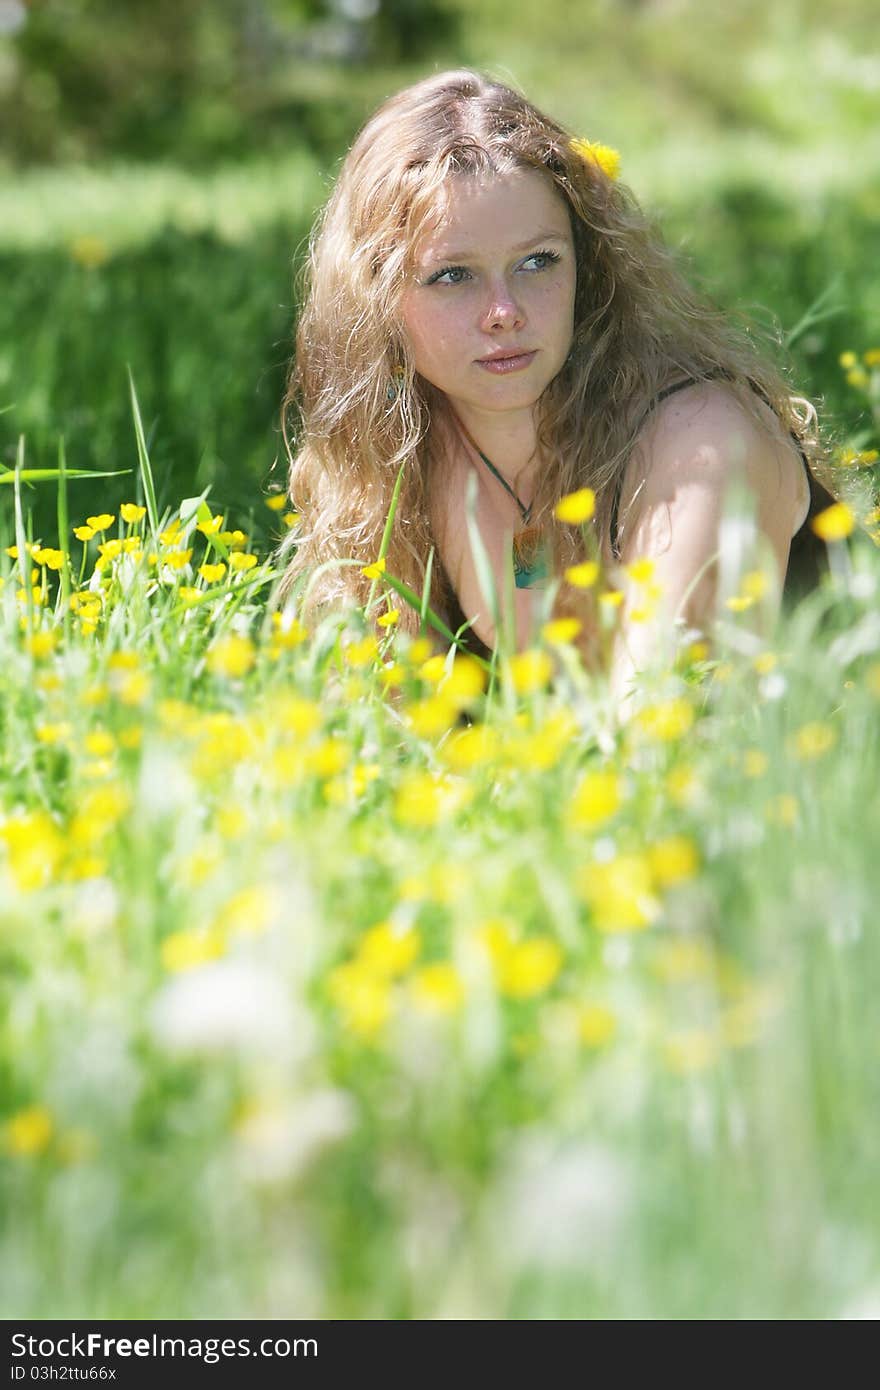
xmin=386 ymin=367 xmax=406 ymax=401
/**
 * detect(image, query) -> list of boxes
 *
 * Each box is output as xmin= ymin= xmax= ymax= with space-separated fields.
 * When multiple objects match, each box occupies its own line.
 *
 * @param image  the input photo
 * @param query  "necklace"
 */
xmin=452 ymin=415 xmax=549 ymax=589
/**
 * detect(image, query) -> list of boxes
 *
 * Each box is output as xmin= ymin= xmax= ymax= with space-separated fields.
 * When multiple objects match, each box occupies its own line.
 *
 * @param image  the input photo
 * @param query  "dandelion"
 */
xmin=569 ymin=137 xmax=621 ymax=179
xmin=554 ymin=488 xmax=596 ymax=523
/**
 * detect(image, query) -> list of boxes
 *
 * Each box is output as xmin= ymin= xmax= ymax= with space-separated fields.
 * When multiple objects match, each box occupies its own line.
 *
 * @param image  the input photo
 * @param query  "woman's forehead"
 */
xmin=412 ymin=169 xmax=571 ymax=255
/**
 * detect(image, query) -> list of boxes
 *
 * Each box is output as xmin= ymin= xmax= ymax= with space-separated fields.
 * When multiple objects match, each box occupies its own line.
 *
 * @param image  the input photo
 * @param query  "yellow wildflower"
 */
xmin=863 ymin=348 xmax=880 ymax=367
xmin=569 ymin=137 xmax=621 ymax=179
xmin=406 ymin=695 xmax=459 ymax=738
xmin=359 ymin=922 xmax=421 ymax=978
xmin=635 ymin=697 xmax=695 ymax=741
xmin=577 ymin=1003 xmax=617 ymax=1047
xmin=120 ymin=503 xmax=146 ymax=524
xmin=25 ymin=631 xmax=57 ymax=660
xmin=506 ymin=649 xmax=553 ymax=694
xmin=576 ymin=852 xmax=660 ymax=932
xmin=206 ymin=633 xmax=256 ymax=678
xmin=542 ymin=617 xmax=582 ymax=645
xmin=790 ymin=720 xmax=837 ymax=760
xmin=564 ymin=561 xmax=599 ymax=588
xmin=4 ymin=1105 xmax=53 ymax=1157
xmin=811 ymin=501 xmax=855 ymax=541
xmin=327 ymin=961 xmax=392 ymax=1040
xmin=196 ymin=515 xmax=225 ymax=536
xmin=647 ymin=835 xmax=700 ymax=886
xmin=838 ymin=351 xmax=857 ymax=369
xmin=361 ymin=557 xmax=386 ymax=580
xmin=160 ymin=928 xmax=226 ymax=972
xmin=229 ymin=552 xmax=258 ymax=572
xmin=440 ymin=723 xmax=501 ymax=770
xmin=198 ymin=562 xmax=227 ymax=583
xmin=566 ymin=768 xmax=621 ymax=828
xmin=264 ymin=493 xmax=287 ymax=511
xmin=86 ymin=514 xmax=115 ymax=532
xmin=377 ymin=608 xmax=399 ymax=628
xmin=410 ymin=962 xmax=465 ymax=1015
xmin=73 ymin=525 xmax=95 ymax=542
xmin=554 ymin=487 xmax=596 ymax=523
xmin=497 ymin=937 xmax=563 ymax=999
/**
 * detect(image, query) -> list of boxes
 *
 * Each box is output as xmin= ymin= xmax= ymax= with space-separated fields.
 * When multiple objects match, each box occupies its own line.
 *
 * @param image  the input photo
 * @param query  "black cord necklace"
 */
xmin=452 ymin=415 xmax=549 ymax=589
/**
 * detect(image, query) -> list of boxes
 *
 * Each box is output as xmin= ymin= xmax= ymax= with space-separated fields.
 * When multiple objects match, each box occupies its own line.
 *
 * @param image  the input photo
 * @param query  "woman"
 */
xmin=274 ymin=68 xmax=838 ymax=697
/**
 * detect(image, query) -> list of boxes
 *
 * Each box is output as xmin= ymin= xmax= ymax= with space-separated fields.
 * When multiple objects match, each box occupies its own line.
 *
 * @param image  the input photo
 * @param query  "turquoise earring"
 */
xmin=386 ymin=367 xmax=405 ymax=401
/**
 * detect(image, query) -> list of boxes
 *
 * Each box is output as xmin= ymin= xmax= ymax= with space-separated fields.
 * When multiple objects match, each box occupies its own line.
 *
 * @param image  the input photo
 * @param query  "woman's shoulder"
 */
xmin=622 ymin=376 xmax=810 ymax=534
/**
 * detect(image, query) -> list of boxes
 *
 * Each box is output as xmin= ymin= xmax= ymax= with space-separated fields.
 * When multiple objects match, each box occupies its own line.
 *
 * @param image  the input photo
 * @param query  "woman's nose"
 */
xmin=480 ymin=279 xmax=525 ymax=331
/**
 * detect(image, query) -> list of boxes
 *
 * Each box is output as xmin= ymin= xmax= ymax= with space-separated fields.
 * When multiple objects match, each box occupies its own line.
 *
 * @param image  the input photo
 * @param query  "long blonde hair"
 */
xmin=274 ymin=68 xmax=829 ymax=654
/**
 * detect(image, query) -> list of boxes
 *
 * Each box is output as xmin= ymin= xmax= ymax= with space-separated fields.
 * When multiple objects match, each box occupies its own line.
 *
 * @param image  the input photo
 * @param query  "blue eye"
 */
xmin=423 ymin=248 xmax=562 ymax=286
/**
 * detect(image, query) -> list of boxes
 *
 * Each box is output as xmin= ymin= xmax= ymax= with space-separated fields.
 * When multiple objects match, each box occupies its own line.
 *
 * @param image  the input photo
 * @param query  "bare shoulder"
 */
xmin=618 ymin=379 xmax=809 ymax=535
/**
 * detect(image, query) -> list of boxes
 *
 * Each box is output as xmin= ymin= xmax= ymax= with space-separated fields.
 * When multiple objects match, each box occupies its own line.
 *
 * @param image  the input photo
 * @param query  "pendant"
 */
xmin=512 ymin=525 xmax=549 ymax=589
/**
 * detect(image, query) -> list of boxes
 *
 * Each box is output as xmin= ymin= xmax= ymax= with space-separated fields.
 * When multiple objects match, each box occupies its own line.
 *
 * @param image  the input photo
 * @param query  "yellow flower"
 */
xmin=506 ymin=649 xmax=553 ymax=694
xmin=635 ymin=697 xmax=695 ymax=742
xmin=4 ymin=1105 xmax=54 ymax=1157
xmin=647 ymin=835 xmax=699 ymax=886
xmin=542 ymin=617 xmax=582 ymax=645
xmin=564 ymin=561 xmax=600 ymax=588
xmin=846 ymin=369 xmax=869 ymax=389
xmin=229 ymin=552 xmax=258 ymax=572
xmin=725 ymin=594 xmax=755 ymax=612
xmin=811 ymin=501 xmax=855 ymax=541
xmin=577 ymin=1003 xmax=617 ymax=1048
xmin=327 ymin=963 xmax=392 ymax=1041
xmin=264 ymin=493 xmax=287 ymax=511
xmin=439 ymin=724 xmax=501 ymax=770
xmin=206 ymin=634 xmax=256 ymax=678
xmin=576 ymin=853 xmax=660 ymax=932
xmin=198 ymin=562 xmax=227 ymax=583
xmin=120 ymin=503 xmax=146 ymax=524
xmin=282 ymin=512 xmax=300 ymax=529
xmin=838 ymin=351 xmax=857 ymax=369
xmin=160 ymin=928 xmax=226 ymax=972
xmin=86 ymin=513 xmax=115 ymax=532
xmin=25 ymin=631 xmax=57 ymax=659
xmin=70 ymin=235 xmax=109 ymax=269
xmin=361 ymin=557 xmax=386 ymax=580
xmin=863 ymin=348 xmax=880 ymax=367
xmin=790 ymin=720 xmax=837 ymax=760
xmin=439 ymin=655 xmax=488 ymax=707
xmin=410 ymin=963 xmax=465 ymax=1015
xmin=662 ymin=1029 xmax=719 ymax=1075
xmin=394 ymin=772 xmax=470 ymax=827
xmin=497 ymin=938 xmax=564 ymax=999
xmin=743 ymin=748 xmax=768 ymax=778
xmin=566 ymin=768 xmax=621 ymax=828
xmin=406 ymin=695 xmax=459 ymax=738
xmin=554 ymin=488 xmax=596 ymax=523
xmin=624 ymin=557 xmax=656 ymax=584
xmin=377 ymin=608 xmax=399 ymax=628
xmin=359 ymin=922 xmax=421 ymax=978
xmin=569 ymin=137 xmax=621 ymax=179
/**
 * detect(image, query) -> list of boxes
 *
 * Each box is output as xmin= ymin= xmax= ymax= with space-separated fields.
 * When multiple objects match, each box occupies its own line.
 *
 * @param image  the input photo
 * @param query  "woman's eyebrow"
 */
xmin=422 ymin=229 xmax=570 ymax=263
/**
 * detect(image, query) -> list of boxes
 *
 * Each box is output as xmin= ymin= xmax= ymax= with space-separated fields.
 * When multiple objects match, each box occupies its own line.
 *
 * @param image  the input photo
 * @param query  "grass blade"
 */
xmin=127 ymin=366 xmax=161 ymax=549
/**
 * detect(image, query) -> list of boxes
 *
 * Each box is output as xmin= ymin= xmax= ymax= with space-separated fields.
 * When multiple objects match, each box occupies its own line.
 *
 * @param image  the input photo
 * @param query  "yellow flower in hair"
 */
xmin=569 ymin=137 xmax=621 ymax=180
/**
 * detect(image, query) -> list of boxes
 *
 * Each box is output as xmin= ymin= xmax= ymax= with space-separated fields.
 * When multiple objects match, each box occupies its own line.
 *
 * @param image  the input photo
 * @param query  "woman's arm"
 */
xmin=608 ymin=383 xmax=809 ymax=715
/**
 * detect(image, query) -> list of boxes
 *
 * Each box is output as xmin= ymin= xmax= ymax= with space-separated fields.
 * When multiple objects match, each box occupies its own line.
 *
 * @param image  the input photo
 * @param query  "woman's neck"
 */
xmin=446 ymin=404 xmax=540 ymax=502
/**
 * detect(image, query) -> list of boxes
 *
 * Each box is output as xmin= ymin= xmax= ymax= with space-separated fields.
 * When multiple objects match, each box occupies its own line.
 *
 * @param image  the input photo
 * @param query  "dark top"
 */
xmin=442 ymin=375 xmax=836 ymax=660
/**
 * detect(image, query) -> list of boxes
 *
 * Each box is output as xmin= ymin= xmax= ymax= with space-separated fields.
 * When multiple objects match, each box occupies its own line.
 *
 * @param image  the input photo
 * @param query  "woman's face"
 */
xmin=398 ymin=168 xmax=576 ymax=425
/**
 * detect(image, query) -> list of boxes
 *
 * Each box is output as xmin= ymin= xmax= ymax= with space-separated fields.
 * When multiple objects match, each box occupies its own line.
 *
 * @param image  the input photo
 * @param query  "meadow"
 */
xmin=2 ymin=0 xmax=880 ymax=1320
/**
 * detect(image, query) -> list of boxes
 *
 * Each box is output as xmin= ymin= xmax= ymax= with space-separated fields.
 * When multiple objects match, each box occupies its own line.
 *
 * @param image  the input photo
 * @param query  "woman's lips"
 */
xmin=476 ymin=351 xmax=537 ymax=374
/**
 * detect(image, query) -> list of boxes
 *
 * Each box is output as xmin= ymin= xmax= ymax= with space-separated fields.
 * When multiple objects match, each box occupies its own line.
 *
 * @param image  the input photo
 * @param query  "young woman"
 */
xmin=274 ymin=68 xmax=838 ymax=697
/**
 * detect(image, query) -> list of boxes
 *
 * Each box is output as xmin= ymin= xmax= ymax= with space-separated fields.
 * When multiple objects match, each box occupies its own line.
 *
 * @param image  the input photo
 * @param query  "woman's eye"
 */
xmin=429 ymin=265 xmax=470 ymax=286
xmin=522 ymin=250 xmax=561 ymax=271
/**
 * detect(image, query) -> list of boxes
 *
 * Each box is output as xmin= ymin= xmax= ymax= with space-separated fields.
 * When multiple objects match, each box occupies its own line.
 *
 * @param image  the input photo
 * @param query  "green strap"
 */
xmin=474 ymin=448 xmax=532 ymax=524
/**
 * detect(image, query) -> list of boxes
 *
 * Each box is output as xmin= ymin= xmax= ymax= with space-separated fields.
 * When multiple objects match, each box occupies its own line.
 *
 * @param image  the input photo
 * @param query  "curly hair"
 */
xmin=273 ymin=67 xmax=833 ymax=658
